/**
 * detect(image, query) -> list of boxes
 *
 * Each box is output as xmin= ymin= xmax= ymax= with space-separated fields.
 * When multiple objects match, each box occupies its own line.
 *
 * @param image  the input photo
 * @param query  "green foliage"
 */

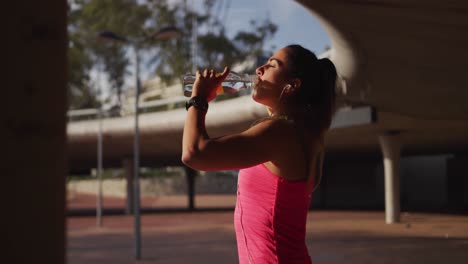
xmin=68 ymin=2 xmax=98 ymax=109
xmin=197 ymin=32 xmax=240 ymax=69
xmin=140 ymin=168 xmax=182 ymax=179
xmin=68 ymin=41 xmax=98 ymax=109
xmin=68 ymin=167 xmax=183 ymax=181
xmin=67 ymin=0 xmax=278 ymax=110
xmin=234 ymin=19 xmax=278 ymax=57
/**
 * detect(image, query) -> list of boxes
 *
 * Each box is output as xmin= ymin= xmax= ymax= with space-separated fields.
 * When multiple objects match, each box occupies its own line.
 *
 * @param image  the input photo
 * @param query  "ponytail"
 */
xmin=284 ymin=45 xmax=337 ymax=134
xmin=316 ymin=58 xmax=337 ymax=130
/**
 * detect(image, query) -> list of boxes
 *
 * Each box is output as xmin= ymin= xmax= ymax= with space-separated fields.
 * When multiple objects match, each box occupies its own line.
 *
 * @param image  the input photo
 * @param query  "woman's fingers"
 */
xmin=220 ymin=66 xmax=230 ymax=80
xmin=199 ymin=67 xmax=230 ymax=80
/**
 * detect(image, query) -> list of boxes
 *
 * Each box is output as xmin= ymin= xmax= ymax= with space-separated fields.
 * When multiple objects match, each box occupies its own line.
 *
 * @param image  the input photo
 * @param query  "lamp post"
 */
xmin=96 ymin=103 xmax=103 ymax=228
xmin=98 ymin=26 xmax=180 ymax=260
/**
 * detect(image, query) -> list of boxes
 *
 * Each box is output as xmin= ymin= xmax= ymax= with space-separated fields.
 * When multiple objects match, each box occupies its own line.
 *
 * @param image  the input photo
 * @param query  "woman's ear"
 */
xmin=285 ymin=79 xmax=301 ymax=95
xmin=292 ymin=78 xmax=302 ymax=90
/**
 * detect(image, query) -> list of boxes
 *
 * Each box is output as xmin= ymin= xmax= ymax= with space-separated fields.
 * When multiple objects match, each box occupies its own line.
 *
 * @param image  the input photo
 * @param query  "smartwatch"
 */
xmin=186 ymin=96 xmax=209 ymax=112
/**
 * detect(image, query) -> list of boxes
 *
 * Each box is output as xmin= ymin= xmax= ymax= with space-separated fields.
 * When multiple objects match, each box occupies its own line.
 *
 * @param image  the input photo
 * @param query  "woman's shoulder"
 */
xmin=252 ymin=115 xmax=297 ymax=128
xmin=250 ymin=117 xmax=296 ymax=136
xmin=249 ymin=116 xmax=323 ymax=145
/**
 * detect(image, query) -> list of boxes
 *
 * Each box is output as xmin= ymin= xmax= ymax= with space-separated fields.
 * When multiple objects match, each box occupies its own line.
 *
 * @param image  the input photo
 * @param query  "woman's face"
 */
xmin=252 ymin=48 xmax=292 ymax=109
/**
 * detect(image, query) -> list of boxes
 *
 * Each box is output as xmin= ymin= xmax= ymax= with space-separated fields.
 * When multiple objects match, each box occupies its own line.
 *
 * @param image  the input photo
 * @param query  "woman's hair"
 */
xmin=282 ymin=44 xmax=337 ymax=135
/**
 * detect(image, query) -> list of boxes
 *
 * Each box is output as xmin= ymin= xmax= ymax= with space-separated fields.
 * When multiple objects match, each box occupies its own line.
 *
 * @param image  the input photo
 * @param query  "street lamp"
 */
xmin=98 ymin=26 xmax=180 ymax=260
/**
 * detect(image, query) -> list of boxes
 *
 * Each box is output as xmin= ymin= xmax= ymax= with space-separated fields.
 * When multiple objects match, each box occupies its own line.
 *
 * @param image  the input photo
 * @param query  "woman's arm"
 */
xmin=181 ymin=68 xmax=287 ymax=171
xmin=182 ymin=111 xmax=284 ymax=171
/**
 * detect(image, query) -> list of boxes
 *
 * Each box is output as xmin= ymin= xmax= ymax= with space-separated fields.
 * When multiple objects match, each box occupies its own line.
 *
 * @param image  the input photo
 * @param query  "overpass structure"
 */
xmin=67 ymin=92 xmax=468 ymax=222
xmin=68 ymin=95 xmax=468 ymax=170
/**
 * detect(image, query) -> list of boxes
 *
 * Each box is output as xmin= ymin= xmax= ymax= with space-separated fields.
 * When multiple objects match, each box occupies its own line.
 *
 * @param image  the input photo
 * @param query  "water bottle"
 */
xmin=182 ymin=72 xmax=256 ymax=97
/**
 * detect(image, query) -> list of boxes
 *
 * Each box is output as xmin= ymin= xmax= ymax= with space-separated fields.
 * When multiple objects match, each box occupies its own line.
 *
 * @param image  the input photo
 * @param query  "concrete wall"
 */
xmin=311 ymin=154 xmax=465 ymax=212
xmin=447 ymin=156 xmax=468 ymax=209
xmin=69 ymin=154 xmax=466 ymax=213
xmin=68 ymin=171 xmax=238 ymax=197
xmin=401 ymin=155 xmax=450 ymax=210
xmin=312 ymin=156 xmax=383 ymax=209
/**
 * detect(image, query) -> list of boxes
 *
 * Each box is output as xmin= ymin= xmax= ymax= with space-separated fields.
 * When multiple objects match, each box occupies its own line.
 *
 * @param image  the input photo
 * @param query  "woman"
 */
xmin=182 ymin=44 xmax=337 ymax=263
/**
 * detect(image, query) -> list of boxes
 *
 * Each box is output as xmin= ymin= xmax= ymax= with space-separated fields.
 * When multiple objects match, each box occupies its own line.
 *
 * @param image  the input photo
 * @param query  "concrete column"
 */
xmin=447 ymin=156 xmax=468 ymax=211
xmin=184 ymin=166 xmax=197 ymax=211
xmin=378 ymin=131 xmax=402 ymax=224
xmin=3 ymin=1 xmax=67 ymax=263
xmin=123 ymin=159 xmax=135 ymax=214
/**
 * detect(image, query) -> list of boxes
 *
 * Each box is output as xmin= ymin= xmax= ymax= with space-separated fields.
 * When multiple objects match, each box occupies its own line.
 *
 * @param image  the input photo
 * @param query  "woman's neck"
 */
xmin=267 ymin=106 xmax=303 ymax=121
xmin=267 ymin=106 xmax=289 ymax=117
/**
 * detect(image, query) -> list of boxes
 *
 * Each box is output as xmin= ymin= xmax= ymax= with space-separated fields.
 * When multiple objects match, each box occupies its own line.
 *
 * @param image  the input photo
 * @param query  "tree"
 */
xmin=68 ymin=2 xmax=98 ymax=110
xmin=234 ymin=18 xmax=278 ymax=58
xmin=151 ymin=0 xmax=278 ymax=81
xmin=70 ymin=0 xmax=151 ymax=108
xmin=67 ymin=0 xmax=278 ymax=109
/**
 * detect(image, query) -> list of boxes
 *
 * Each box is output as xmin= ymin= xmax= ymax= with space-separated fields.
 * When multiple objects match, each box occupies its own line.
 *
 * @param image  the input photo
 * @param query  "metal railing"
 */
xmin=67 ymin=90 xmax=251 ymax=122
xmin=67 ymin=96 xmax=188 ymax=122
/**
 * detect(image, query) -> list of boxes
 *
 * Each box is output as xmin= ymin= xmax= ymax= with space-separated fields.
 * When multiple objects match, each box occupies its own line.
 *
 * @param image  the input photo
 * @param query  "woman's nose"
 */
xmin=256 ymin=66 xmax=263 ymax=77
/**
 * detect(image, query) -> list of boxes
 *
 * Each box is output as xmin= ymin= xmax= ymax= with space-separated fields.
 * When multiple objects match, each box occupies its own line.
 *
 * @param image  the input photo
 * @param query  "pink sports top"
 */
xmin=234 ymin=163 xmax=314 ymax=264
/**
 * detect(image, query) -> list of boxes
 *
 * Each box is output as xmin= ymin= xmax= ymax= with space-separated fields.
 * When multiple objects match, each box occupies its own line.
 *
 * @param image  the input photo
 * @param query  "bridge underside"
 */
xmin=67 ymin=96 xmax=468 ymax=172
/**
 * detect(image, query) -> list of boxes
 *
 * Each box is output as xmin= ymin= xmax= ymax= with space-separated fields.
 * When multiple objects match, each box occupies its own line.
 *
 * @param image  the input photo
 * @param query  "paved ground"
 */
xmin=67 ymin=193 xmax=468 ymax=264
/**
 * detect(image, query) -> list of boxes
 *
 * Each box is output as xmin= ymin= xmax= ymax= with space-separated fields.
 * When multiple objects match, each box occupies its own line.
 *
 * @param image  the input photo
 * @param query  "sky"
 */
xmin=216 ymin=0 xmax=330 ymax=54
xmin=182 ymin=0 xmax=330 ymax=55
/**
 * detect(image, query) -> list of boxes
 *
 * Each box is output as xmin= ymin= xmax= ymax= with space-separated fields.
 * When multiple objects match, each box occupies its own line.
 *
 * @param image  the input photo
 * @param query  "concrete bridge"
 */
xmin=67 ymin=95 xmax=468 ymax=171
xmin=67 ymin=90 xmax=468 ymax=223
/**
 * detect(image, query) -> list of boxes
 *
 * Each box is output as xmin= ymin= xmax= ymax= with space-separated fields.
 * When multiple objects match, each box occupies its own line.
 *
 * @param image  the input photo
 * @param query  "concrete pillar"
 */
xmin=447 ymin=156 xmax=468 ymax=211
xmin=378 ymin=131 xmax=402 ymax=224
xmin=2 ymin=1 xmax=67 ymax=263
xmin=123 ymin=159 xmax=135 ymax=214
xmin=184 ymin=166 xmax=197 ymax=211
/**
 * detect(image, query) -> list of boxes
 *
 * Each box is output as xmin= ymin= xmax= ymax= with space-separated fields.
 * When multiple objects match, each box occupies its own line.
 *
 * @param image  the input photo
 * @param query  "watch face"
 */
xmin=187 ymin=96 xmax=208 ymax=111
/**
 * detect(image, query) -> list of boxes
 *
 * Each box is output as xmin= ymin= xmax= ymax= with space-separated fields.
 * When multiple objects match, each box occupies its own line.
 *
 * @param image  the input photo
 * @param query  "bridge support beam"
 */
xmin=184 ymin=166 xmax=197 ymax=211
xmin=123 ymin=158 xmax=135 ymax=214
xmin=378 ymin=131 xmax=402 ymax=224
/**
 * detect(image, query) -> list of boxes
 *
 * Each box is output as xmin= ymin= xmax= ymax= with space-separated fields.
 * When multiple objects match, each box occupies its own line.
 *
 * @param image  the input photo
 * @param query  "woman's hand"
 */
xmin=192 ymin=67 xmax=230 ymax=102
